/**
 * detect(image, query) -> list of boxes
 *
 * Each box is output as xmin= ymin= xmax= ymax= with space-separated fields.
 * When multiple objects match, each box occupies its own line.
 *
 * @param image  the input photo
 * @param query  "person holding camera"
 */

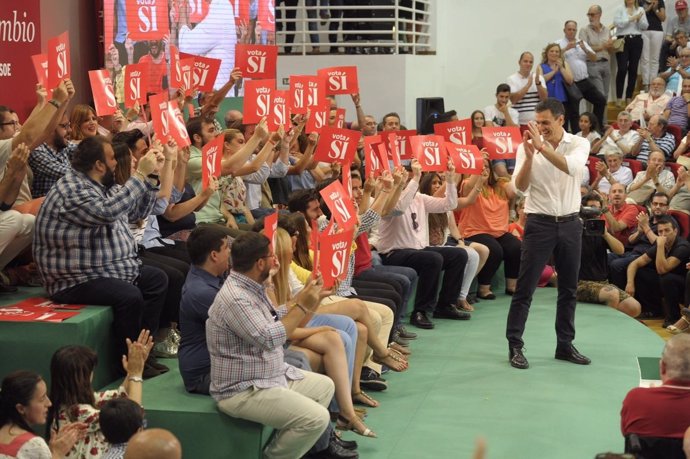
xmin=576 ymin=192 xmax=642 ymax=317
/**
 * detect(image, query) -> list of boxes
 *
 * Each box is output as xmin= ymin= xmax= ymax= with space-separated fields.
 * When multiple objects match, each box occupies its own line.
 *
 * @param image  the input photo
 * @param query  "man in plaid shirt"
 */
xmin=28 ymin=112 xmax=77 ymax=198
xmin=33 ymin=136 xmax=168 ymax=376
xmin=207 ymin=232 xmax=342 ymax=459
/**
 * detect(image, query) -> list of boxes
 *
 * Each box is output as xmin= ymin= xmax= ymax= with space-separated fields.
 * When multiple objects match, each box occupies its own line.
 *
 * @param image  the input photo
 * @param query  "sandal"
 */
xmin=372 ymin=350 xmax=408 ymax=372
xmin=336 ymin=414 xmax=377 ymax=438
xmin=389 ymin=342 xmax=411 ymax=357
xmin=457 ymin=299 xmax=474 ymax=312
xmin=352 ymin=390 xmax=379 ymax=407
xmin=667 ymin=316 xmax=690 ymax=334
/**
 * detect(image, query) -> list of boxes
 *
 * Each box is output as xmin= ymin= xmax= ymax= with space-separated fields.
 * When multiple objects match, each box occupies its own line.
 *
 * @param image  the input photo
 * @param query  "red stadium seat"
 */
xmin=668 ymin=210 xmax=690 ymax=239
xmin=665 ymin=161 xmax=683 ymax=179
xmin=667 ymin=125 xmax=682 ymax=148
xmin=586 ymin=156 xmax=600 ymax=185
xmin=623 ymin=159 xmax=644 ymax=177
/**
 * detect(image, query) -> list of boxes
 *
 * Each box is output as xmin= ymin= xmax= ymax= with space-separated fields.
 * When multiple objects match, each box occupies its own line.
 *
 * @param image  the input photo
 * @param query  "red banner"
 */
xmin=202 ymin=134 xmax=224 ymax=189
xmin=410 ymin=135 xmax=448 ymax=172
xmin=386 ymin=132 xmax=401 ymax=168
xmin=313 ymin=126 xmax=360 ymax=164
xmin=268 ymin=90 xmax=289 ymax=131
xmin=334 ymin=108 xmax=346 ymax=128
xmin=88 ymin=70 xmax=118 ymax=116
xmin=178 ymin=58 xmax=196 ymax=96
xmin=264 ymin=212 xmax=278 ymax=251
xmin=0 ymin=1 xmax=41 ymax=120
xmin=482 ymin=126 xmax=522 ymax=160
xmin=320 ymin=180 xmax=357 ymax=231
xmin=170 ymin=44 xmax=183 ymax=89
xmin=342 ymin=163 xmax=352 ymax=197
xmin=243 ymin=79 xmax=275 ymax=124
xmin=446 ymin=143 xmax=483 ymax=175
xmin=180 ymin=52 xmax=222 ymax=92
xmin=31 ymin=54 xmax=48 ymax=88
xmin=257 ymin=0 xmax=276 ymax=32
xmin=0 ymin=297 xmax=84 ymax=323
xmin=433 ymin=119 xmax=473 ymax=145
xmin=167 ymin=100 xmax=192 ymax=147
xmin=125 ymin=0 xmax=170 ymax=41
xmin=386 ymin=130 xmax=416 ymax=160
xmin=317 ymin=66 xmax=359 ymax=95
xmin=305 ymin=100 xmax=330 ymax=134
xmin=124 ymin=63 xmax=149 ymax=108
xmin=47 ymin=31 xmax=70 ymax=90
xmin=235 ymin=44 xmax=277 ymax=80
xmin=317 ymin=229 xmax=354 ymax=289
xmin=149 ymin=93 xmax=171 ymax=142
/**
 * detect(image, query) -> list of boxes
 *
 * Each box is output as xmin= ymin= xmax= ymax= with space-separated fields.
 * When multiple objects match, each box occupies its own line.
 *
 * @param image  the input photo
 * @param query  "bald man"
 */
xmin=123 ymin=429 xmax=182 ymax=459
xmin=621 ymin=334 xmax=690 ymax=440
xmin=224 ymin=109 xmax=243 ymax=128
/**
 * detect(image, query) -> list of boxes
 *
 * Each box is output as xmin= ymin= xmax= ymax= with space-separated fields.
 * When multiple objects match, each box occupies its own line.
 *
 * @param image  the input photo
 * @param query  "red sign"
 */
xmin=366 ymin=141 xmax=384 ymax=176
xmin=446 ymin=143 xmax=483 ymax=175
xmin=313 ymin=126 xmax=360 ymax=164
xmin=410 ymin=135 xmax=448 ymax=172
xmin=320 ymin=180 xmax=357 ymax=231
xmin=167 ymin=101 xmax=192 ymax=147
xmin=187 ymin=0 xmax=210 ymax=22
xmin=149 ymin=93 xmax=171 ymax=142
xmin=264 ymin=212 xmax=278 ymax=251
xmin=47 ymin=31 xmax=70 ymax=90
xmin=124 ymin=63 xmax=149 ymax=108
xmin=311 ymin=219 xmax=321 ymax=278
xmin=317 ymin=229 xmax=355 ymax=289
xmin=1 ymin=1 xmax=42 ymax=120
xmin=375 ymin=143 xmax=391 ymax=173
xmin=88 ymin=70 xmax=118 ymax=116
xmin=244 ymin=79 xmax=275 ymax=124
xmin=342 ymin=163 xmax=352 ymax=197
xmin=257 ymin=0 xmax=276 ymax=32
xmin=104 ymin=0 xmax=115 ymax=49
xmin=268 ymin=90 xmax=289 ymax=131
xmin=178 ymin=58 xmax=196 ymax=96
xmin=434 ymin=119 xmax=473 ymax=145
xmin=385 ymin=132 xmax=401 ymax=168
xmin=31 ymin=54 xmax=48 ymax=88
xmin=386 ymin=130 xmax=416 ymax=160
xmin=334 ymin=108 xmax=346 ymax=128
xmin=170 ymin=44 xmax=183 ymax=89
xmin=289 ymin=75 xmax=326 ymax=114
xmin=305 ymin=100 xmax=330 ymax=133
xmin=235 ymin=44 xmax=277 ymax=80
xmin=180 ymin=52 xmax=222 ymax=92
xmin=317 ymin=66 xmax=359 ymax=95
xmin=482 ymin=126 xmax=522 ymax=160
xmin=232 ymin=0 xmax=251 ymax=24
xmin=125 ymin=0 xmax=169 ymax=41
xmin=202 ymin=134 xmax=223 ymax=189
xmin=0 ymin=297 xmax=83 ymax=323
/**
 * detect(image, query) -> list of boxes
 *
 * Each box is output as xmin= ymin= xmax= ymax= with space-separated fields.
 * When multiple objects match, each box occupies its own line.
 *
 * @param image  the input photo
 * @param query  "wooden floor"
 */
xmin=640 ymin=319 xmax=672 ymax=341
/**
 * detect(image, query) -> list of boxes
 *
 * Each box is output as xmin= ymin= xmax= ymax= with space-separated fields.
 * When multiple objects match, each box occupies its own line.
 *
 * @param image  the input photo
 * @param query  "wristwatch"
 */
xmin=147 ymin=174 xmax=161 ymax=187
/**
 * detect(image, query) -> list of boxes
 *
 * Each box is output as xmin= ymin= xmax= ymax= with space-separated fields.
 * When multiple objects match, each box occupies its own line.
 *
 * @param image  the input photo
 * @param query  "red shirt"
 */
xmin=138 ymin=54 xmax=168 ymax=93
xmin=354 ymin=232 xmax=373 ymax=276
xmin=621 ymin=381 xmax=690 ymax=438
xmin=605 ymin=204 xmax=638 ymax=246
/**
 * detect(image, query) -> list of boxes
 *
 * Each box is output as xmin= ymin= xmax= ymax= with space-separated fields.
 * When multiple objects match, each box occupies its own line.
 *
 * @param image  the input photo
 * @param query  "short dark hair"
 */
xmin=186 ymin=224 xmax=233 ymax=266
xmin=656 ymin=116 xmax=668 ymax=132
xmin=231 ymin=232 xmax=270 ymax=273
xmin=582 ymin=192 xmax=603 ymax=206
xmin=288 ymin=189 xmax=319 ymax=215
xmin=0 ymin=106 xmax=10 ymax=121
xmin=0 ymin=371 xmax=43 ymax=433
xmin=99 ymin=398 xmax=144 ymax=444
xmin=71 ymin=136 xmax=110 ymax=174
xmin=657 ymin=215 xmax=678 ymax=230
xmin=496 ymin=83 xmax=511 ymax=94
xmin=535 ymin=98 xmax=566 ymax=118
xmin=564 ymin=20 xmax=577 ymax=28
xmin=186 ymin=117 xmax=204 ymax=144
xmin=112 ymin=129 xmax=146 ymax=151
xmin=382 ymin=112 xmax=400 ymax=124
xmin=652 ymin=191 xmax=670 ymax=204
xmin=251 ymin=213 xmax=298 ymax=237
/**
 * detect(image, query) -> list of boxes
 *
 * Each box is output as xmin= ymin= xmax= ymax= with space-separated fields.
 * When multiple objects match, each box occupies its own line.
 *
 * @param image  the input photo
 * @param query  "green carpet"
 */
xmin=347 ymin=288 xmax=664 ymax=459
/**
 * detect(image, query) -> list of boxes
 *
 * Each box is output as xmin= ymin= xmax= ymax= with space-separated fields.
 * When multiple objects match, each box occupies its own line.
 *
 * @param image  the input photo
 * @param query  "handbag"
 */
xmin=613 ymin=37 xmax=625 ymax=53
xmin=564 ymin=81 xmax=583 ymax=102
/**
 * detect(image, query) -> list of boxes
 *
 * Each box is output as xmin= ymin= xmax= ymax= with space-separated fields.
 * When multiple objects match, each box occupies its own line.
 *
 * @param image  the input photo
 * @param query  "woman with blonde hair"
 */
xmin=540 ymin=42 xmax=577 ymax=132
xmin=269 ymin=228 xmax=376 ymax=437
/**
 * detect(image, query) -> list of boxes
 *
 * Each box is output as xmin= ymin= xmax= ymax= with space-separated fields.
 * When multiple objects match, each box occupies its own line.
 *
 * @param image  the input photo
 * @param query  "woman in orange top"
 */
xmin=458 ymin=159 xmax=521 ymax=299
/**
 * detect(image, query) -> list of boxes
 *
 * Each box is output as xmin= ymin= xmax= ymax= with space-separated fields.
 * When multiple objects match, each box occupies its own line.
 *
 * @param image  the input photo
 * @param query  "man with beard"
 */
xmin=208 ymin=232 xmax=347 ymax=459
xmin=626 ymin=77 xmax=672 ymax=126
xmin=28 ymin=113 xmax=76 ymax=198
xmin=33 ymin=136 xmax=169 ymax=377
xmin=138 ymin=40 xmax=168 ymax=93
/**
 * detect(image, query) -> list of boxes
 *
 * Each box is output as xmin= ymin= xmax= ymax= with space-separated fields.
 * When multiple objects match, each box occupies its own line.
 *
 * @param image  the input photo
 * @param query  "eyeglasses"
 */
xmin=0 ymin=121 xmax=19 ymax=127
xmin=411 ymin=212 xmax=419 ymax=231
xmin=586 ymin=12 xmax=598 ymax=16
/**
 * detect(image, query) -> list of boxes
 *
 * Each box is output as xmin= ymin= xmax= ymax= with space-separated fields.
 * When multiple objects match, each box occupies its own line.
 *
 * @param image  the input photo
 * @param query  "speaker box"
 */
xmin=416 ymin=97 xmax=445 ymax=134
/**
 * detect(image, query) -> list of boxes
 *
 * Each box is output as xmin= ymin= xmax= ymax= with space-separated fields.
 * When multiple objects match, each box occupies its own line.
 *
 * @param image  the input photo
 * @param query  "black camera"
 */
xmin=580 ymin=206 xmax=605 ymax=236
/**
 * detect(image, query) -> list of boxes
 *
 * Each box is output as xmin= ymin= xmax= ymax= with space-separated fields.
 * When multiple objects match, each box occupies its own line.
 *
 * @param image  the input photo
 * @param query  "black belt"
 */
xmin=527 ymin=212 xmax=579 ymax=223
xmin=618 ymin=34 xmax=641 ymax=39
xmin=596 ymin=58 xmax=609 ymax=62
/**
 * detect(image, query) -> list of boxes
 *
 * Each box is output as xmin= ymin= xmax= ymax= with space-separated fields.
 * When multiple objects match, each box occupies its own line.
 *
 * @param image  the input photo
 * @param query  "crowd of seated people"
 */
xmin=7 ymin=3 xmax=690 ymax=457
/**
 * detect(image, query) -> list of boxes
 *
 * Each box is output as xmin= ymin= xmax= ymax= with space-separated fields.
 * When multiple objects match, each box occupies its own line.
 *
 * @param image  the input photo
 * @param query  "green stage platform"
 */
xmin=1 ymin=287 xmax=665 ymax=458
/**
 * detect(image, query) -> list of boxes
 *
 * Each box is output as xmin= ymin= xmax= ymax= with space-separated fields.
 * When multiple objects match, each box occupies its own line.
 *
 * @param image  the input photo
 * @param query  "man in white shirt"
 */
xmin=507 ymin=52 xmax=548 ymax=130
xmin=558 ymin=20 xmax=608 ymax=134
xmin=506 ymin=98 xmax=591 ymax=370
xmin=592 ymin=151 xmax=634 ymax=194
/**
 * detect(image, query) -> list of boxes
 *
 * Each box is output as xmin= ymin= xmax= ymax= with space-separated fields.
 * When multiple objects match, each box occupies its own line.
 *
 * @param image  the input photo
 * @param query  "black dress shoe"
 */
xmin=433 ymin=306 xmax=471 ymax=320
xmin=466 ymin=293 xmax=478 ymax=304
xmin=146 ymin=356 xmax=170 ymax=373
xmin=397 ymin=325 xmax=417 ymax=340
xmin=308 ymin=436 xmax=359 ymax=458
xmin=662 ymin=318 xmax=676 ymax=329
xmin=477 ymin=292 xmax=496 ymax=300
xmin=410 ymin=311 xmax=434 ymax=329
xmin=332 ymin=433 xmax=358 ymax=451
xmin=509 ymin=347 xmax=529 ymax=369
xmin=555 ymin=345 xmax=591 ymax=365
xmin=360 ymin=367 xmax=387 ymax=392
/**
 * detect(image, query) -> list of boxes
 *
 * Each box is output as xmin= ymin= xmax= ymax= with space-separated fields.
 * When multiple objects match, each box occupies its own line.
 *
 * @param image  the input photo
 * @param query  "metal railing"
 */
xmin=275 ymin=0 xmax=434 ymax=55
